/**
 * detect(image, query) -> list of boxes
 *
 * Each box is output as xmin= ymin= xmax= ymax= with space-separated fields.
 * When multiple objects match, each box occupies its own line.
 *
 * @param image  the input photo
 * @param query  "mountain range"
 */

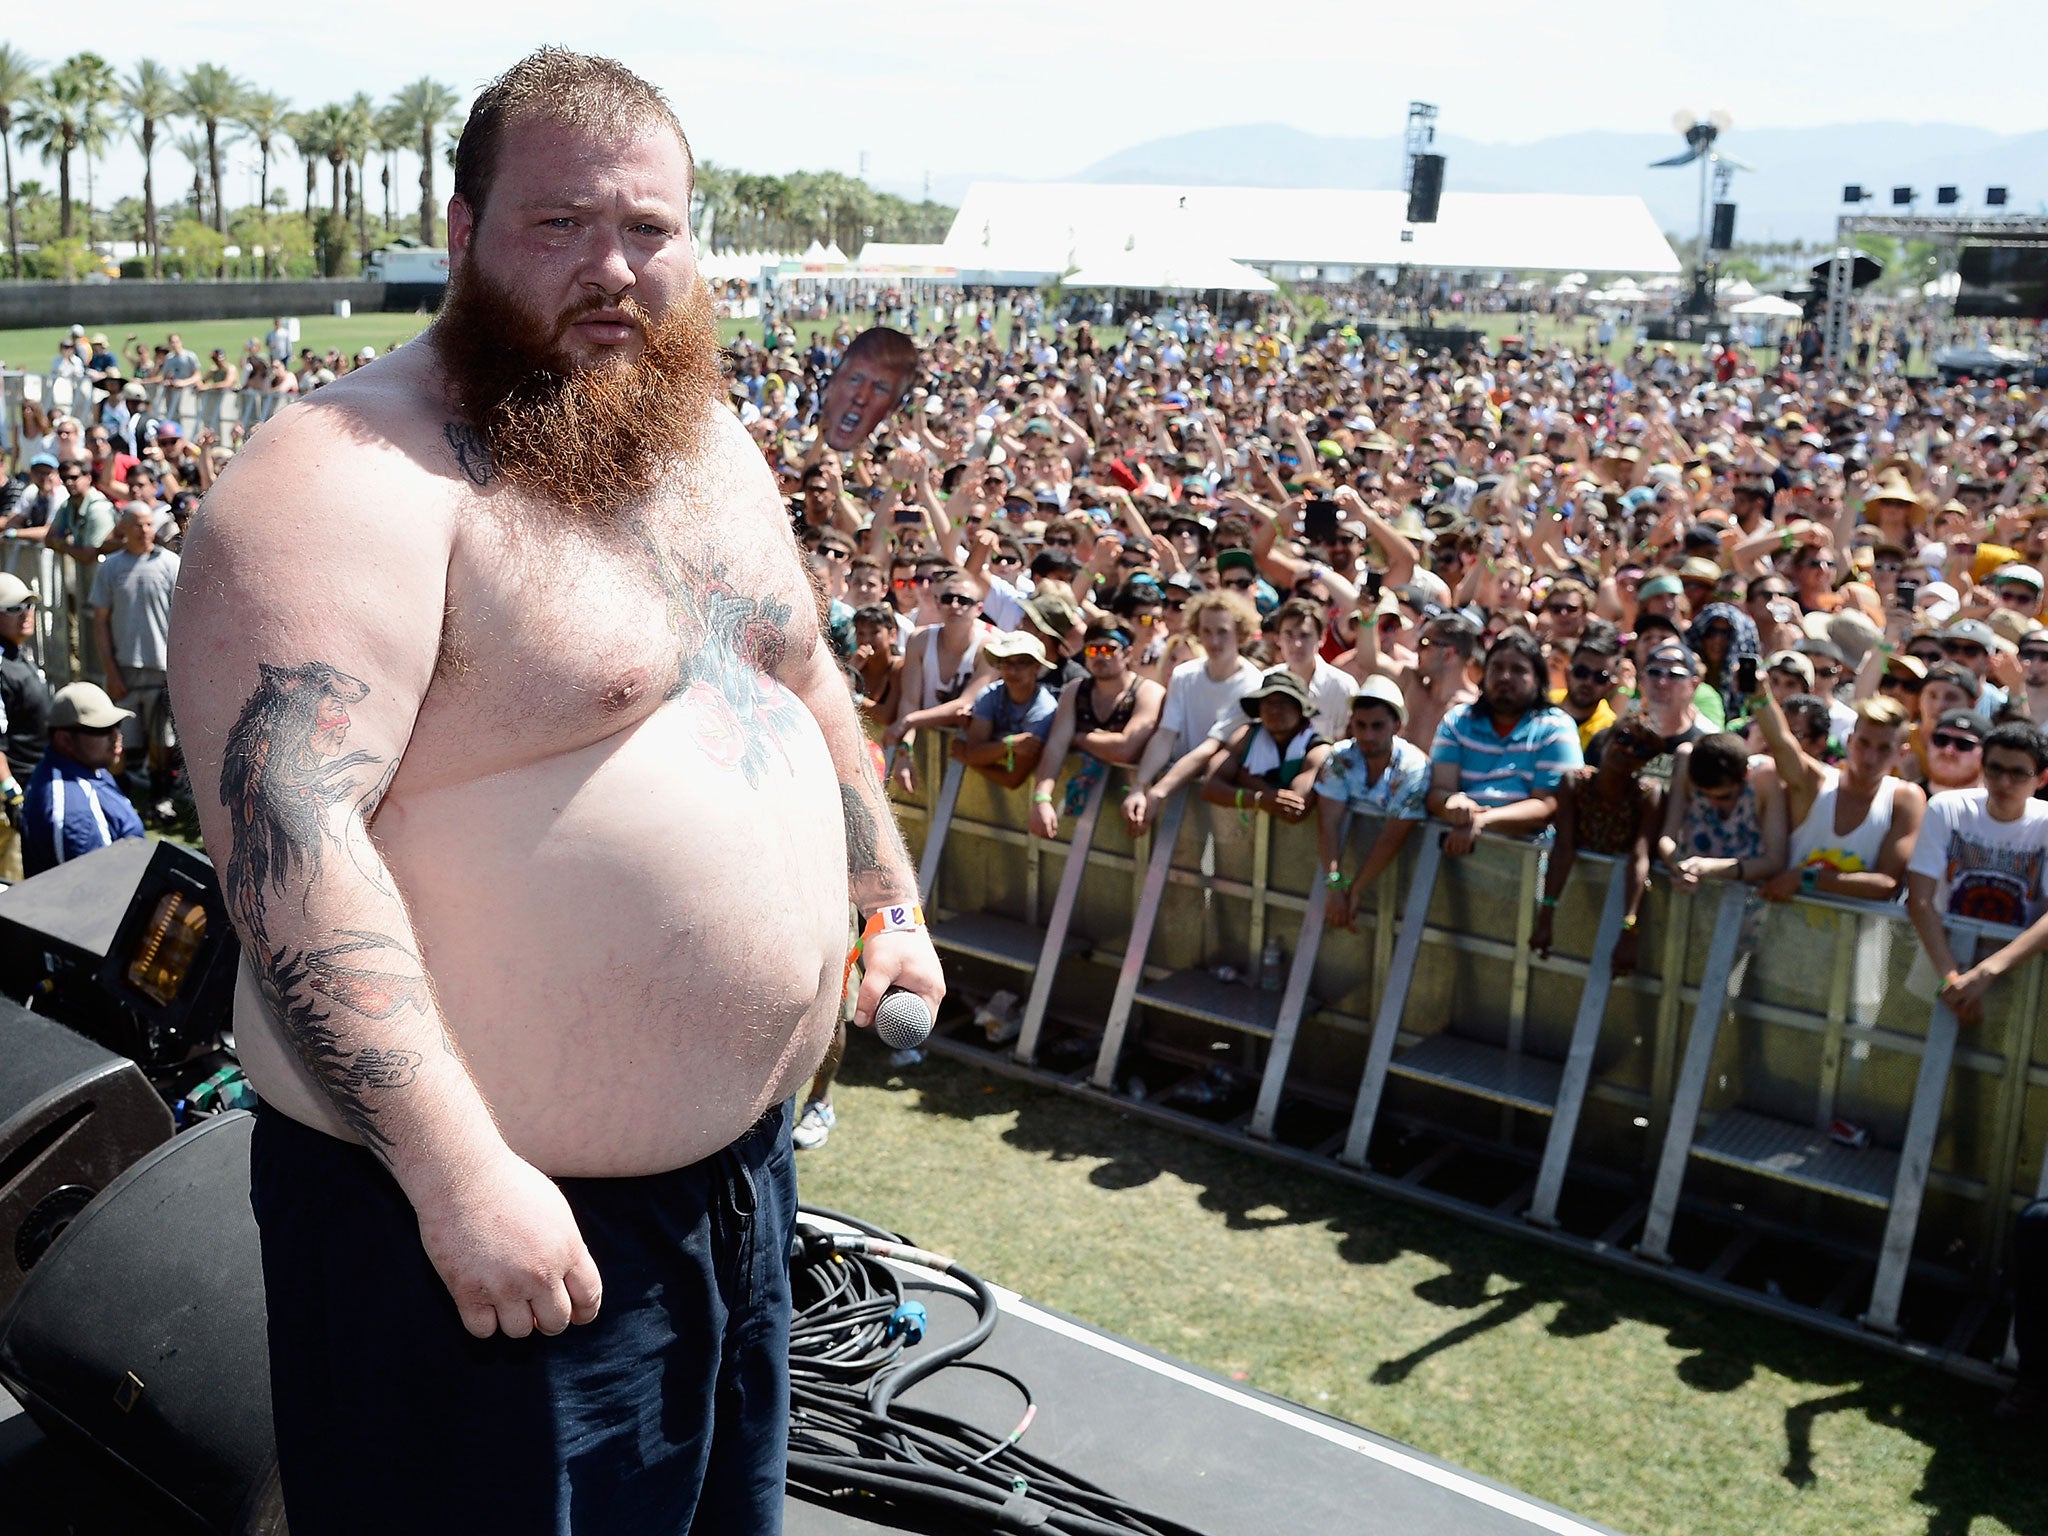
xmin=882 ymin=123 xmax=2046 ymax=248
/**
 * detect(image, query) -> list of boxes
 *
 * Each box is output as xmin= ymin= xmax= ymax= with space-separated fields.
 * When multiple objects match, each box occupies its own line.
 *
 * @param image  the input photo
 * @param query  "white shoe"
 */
xmin=791 ymin=1099 xmax=836 ymax=1149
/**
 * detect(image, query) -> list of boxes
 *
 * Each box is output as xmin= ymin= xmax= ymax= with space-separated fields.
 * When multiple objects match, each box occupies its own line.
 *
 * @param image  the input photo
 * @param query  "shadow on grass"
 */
xmin=835 ymin=1037 xmax=2048 ymax=1536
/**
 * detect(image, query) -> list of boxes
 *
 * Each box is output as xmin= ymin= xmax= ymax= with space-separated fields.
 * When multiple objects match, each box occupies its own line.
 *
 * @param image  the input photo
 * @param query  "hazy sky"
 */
xmin=20 ymin=0 xmax=2045 ymax=211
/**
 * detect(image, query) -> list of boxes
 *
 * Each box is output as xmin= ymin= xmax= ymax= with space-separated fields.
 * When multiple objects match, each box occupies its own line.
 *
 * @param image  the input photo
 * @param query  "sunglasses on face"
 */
xmin=1543 ymin=602 xmax=1584 ymax=617
xmin=0 ymin=601 xmax=32 ymax=615
xmin=1082 ymin=642 xmax=1125 ymax=658
xmin=1879 ymin=675 xmax=1926 ymax=693
xmin=1996 ymin=587 xmax=2037 ymax=605
xmin=1644 ymin=666 xmax=1689 ymax=682
xmin=990 ymin=554 xmax=1022 ymax=568
xmin=1222 ymin=578 xmax=1255 ymax=591
xmin=1044 ymin=536 xmax=1076 ymax=548
xmin=2022 ymin=650 xmax=2048 ymax=666
xmin=1986 ymin=760 xmax=2041 ymax=783
xmin=1164 ymin=598 xmax=1187 ymax=612
xmin=937 ymin=593 xmax=978 ymax=610
xmin=1570 ymin=663 xmax=1614 ymax=684
xmin=1930 ymin=732 xmax=1982 ymax=753
xmin=1942 ymin=643 xmax=1986 ymax=661
xmin=817 ymin=546 xmax=849 ymax=561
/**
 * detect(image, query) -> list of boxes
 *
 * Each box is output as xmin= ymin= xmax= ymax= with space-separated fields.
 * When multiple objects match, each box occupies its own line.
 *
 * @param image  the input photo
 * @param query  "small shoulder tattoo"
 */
xmin=443 ymin=421 xmax=494 ymax=487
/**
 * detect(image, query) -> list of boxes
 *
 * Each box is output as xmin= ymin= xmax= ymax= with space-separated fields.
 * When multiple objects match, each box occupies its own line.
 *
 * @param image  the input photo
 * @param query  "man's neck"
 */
xmin=1204 ymin=651 xmax=1241 ymax=681
xmin=1286 ymin=655 xmax=1316 ymax=683
xmin=1648 ymin=702 xmax=1694 ymax=737
xmin=1486 ymin=702 xmax=1530 ymax=735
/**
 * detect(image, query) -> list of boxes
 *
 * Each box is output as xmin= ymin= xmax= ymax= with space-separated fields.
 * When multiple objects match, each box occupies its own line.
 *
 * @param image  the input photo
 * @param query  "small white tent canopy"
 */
xmin=821 ymin=241 xmax=849 ymax=265
xmin=1729 ymin=294 xmax=1805 ymax=318
xmin=1063 ymin=246 xmax=1278 ymax=293
xmin=1923 ymin=272 xmax=1961 ymax=299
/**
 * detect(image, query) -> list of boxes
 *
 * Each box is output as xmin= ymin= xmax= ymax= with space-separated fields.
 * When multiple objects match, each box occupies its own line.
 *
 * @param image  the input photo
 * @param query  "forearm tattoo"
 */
xmin=219 ymin=662 xmax=434 ymax=1153
xmin=841 ymin=783 xmax=881 ymax=876
xmin=632 ymin=518 xmax=809 ymax=788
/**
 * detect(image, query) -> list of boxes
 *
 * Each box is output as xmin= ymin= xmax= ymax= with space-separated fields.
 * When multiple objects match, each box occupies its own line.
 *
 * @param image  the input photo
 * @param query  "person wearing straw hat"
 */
xmin=1859 ymin=467 xmax=1926 ymax=549
xmin=20 ymin=682 xmax=145 ymax=877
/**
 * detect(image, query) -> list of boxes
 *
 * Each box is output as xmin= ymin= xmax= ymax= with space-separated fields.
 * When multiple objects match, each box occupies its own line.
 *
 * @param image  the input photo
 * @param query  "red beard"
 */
xmin=432 ymin=255 xmax=726 ymax=516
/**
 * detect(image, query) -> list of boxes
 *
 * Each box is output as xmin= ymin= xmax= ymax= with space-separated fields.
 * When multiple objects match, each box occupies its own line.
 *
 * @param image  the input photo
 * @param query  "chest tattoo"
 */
xmin=443 ymin=422 xmax=494 ymax=487
xmin=632 ymin=519 xmax=809 ymax=787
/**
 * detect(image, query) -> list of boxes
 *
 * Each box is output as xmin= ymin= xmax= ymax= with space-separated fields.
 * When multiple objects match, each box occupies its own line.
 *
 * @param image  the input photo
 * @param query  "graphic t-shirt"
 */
xmin=1906 ymin=789 xmax=2048 ymax=930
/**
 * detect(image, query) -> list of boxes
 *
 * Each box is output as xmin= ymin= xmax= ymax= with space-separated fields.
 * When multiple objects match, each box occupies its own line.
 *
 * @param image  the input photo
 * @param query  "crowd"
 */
xmin=762 ymin=304 xmax=2048 ymax=1412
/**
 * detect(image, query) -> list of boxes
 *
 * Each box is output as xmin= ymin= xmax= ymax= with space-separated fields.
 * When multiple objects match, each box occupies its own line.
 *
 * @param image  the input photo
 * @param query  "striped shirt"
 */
xmin=1429 ymin=701 xmax=1583 ymax=808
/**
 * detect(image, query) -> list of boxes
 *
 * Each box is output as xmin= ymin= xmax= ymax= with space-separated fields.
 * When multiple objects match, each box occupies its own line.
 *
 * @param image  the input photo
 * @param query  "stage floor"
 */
xmin=4 ymin=1257 xmax=1618 ymax=1536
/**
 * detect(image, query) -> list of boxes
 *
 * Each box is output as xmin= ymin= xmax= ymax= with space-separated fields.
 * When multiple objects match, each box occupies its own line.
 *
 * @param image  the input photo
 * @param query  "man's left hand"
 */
xmin=854 ymin=927 xmax=946 ymax=1032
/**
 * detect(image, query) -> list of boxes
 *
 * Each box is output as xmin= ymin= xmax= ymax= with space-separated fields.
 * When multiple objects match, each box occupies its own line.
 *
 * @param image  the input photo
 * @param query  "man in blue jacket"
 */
xmin=21 ymin=682 xmax=145 ymax=877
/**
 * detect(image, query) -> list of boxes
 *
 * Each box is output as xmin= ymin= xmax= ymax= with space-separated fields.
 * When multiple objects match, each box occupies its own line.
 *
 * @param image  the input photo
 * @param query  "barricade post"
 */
xmin=1247 ymin=809 xmax=1351 ymax=1140
xmin=1014 ymin=768 xmax=1108 ymax=1066
xmin=1338 ymin=823 xmax=1445 ymax=1169
xmin=1092 ymin=787 xmax=1190 ymax=1088
xmin=1525 ymin=854 xmax=1631 ymax=1229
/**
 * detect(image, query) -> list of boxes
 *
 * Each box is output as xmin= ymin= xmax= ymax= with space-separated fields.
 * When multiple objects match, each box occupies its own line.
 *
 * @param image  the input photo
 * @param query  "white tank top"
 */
xmin=918 ymin=624 xmax=983 ymax=711
xmin=1789 ymin=768 xmax=1897 ymax=876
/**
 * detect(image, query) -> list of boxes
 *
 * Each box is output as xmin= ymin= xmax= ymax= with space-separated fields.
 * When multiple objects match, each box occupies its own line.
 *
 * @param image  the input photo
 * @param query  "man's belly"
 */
xmin=234 ymin=699 xmax=851 ymax=1176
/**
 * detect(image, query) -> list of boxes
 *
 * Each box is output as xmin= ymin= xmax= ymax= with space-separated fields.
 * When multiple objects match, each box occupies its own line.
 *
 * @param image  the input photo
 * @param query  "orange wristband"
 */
xmin=843 ymin=904 xmax=927 ymax=995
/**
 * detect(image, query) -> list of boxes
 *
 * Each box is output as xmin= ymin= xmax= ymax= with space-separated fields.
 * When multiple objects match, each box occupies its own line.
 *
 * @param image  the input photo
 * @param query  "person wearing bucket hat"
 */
xmin=20 ymin=682 xmax=146 ymax=877
xmin=1202 ymin=665 xmax=1328 ymax=824
xmin=1316 ymin=675 xmax=1431 ymax=925
xmin=953 ymin=629 xmax=1057 ymax=792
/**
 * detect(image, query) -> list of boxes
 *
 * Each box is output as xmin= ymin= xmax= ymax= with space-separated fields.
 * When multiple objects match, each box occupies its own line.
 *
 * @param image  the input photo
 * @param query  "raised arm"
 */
xmin=169 ymin=412 xmax=599 ymax=1343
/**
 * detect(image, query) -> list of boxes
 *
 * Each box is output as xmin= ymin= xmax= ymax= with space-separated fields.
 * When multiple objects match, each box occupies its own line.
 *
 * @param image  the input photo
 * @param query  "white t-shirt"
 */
xmin=1906 ymin=788 xmax=2048 ymax=930
xmin=1158 ymin=656 xmax=1261 ymax=754
xmin=1304 ymin=657 xmax=1360 ymax=741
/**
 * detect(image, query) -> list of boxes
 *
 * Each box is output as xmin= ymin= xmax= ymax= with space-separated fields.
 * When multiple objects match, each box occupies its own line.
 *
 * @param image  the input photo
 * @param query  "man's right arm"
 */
xmin=169 ymin=413 xmax=599 ymax=1341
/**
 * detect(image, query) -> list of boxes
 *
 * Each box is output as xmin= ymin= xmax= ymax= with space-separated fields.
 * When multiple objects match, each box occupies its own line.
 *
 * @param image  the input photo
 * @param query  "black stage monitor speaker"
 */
xmin=1710 ymin=201 xmax=1736 ymax=251
xmin=0 ymin=999 xmax=173 ymax=1312
xmin=0 ymin=1111 xmax=282 ymax=1536
xmin=1407 ymin=154 xmax=1445 ymax=224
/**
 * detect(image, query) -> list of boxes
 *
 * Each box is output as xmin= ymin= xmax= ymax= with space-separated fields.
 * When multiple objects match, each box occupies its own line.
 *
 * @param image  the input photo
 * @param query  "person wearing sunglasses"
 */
xmin=43 ymin=459 xmax=117 ymax=687
xmin=1902 ymin=662 xmax=1984 ymax=788
xmin=2018 ymin=634 xmax=2048 ymax=725
xmin=1934 ymin=618 xmax=2007 ymax=717
xmin=1553 ymin=626 xmax=1624 ymax=752
xmin=1753 ymin=683 xmax=1924 ymax=906
xmin=1029 ymin=621 xmax=1163 ymax=842
xmin=20 ymin=681 xmax=146 ymax=877
xmin=1918 ymin=708 xmax=1990 ymax=793
xmin=883 ymin=574 xmax=994 ymax=783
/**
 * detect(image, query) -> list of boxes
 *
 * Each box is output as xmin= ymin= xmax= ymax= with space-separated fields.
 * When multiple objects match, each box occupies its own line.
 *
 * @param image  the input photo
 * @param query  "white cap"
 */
xmin=1351 ymin=673 xmax=1407 ymax=723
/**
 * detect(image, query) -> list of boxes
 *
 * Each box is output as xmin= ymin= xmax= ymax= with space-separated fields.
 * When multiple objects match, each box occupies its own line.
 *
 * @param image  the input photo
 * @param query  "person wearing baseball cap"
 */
xmin=1316 ymin=674 xmax=1431 ymax=926
xmin=0 ymin=572 xmax=51 ymax=879
xmin=20 ymin=682 xmax=145 ymax=877
xmin=955 ymin=629 xmax=1057 ymax=792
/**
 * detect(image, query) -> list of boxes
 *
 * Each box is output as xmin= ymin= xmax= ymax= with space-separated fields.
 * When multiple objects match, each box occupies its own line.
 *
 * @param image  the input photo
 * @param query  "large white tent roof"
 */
xmin=1064 ymin=245 xmax=1277 ymax=294
xmin=939 ymin=182 xmax=1680 ymax=280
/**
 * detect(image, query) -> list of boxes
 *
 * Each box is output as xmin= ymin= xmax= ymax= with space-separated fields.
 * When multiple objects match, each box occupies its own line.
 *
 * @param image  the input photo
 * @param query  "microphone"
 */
xmin=872 ymin=988 xmax=933 ymax=1051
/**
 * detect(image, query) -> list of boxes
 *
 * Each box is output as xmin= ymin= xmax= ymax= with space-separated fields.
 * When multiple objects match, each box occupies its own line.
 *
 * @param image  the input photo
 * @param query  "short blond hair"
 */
xmin=1854 ymin=695 xmax=1910 ymax=730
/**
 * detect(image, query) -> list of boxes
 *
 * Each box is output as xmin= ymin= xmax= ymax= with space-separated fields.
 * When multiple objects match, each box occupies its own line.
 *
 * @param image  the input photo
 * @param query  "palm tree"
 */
xmin=386 ymin=77 xmax=461 ymax=246
xmin=235 ymin=90 xmax=291 ymax=247
xmin=170 ymin=132 xmax=208 ymax=222
xmin=344 ymin=93 xmax=375 ymax=263
xmin=286 ymin=110 xmax=318 ymax=226
xmin=297 ymin=101 xmax=354 ymax=274
xmin=121 ymin=59 xmax=179 ymax=276
xmin=0 ymin=45 xmax=36 ymax=278
xmin=374 ymin=105 xmax=407 ymax=237
xmin=17 ymin=60 xmax=99 ymax=239
xmin=178 ymin=62 xmax=245 ymax=234
xmin=66 ymin=53 xmax=115 ymax=248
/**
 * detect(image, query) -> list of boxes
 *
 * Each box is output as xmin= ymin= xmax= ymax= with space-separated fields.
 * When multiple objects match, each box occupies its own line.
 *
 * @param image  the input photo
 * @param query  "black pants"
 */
xmin=2016 ymin=1199 xmax=2048 ymax=1384
xmin=249 ymin=1102 xmax=796 ymax=1535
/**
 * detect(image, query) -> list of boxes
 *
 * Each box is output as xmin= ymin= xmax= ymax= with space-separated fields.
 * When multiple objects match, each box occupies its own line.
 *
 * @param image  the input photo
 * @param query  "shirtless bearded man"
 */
xmin=170 ymin=49 xmax=943 ymax=1535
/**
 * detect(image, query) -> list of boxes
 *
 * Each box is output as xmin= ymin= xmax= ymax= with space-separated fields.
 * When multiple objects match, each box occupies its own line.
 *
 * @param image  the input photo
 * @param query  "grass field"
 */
xmin=799 ymin=1040 xmax=2042 ymax=1536
xmin=1 ymin=306 xmax=1678 ymax=385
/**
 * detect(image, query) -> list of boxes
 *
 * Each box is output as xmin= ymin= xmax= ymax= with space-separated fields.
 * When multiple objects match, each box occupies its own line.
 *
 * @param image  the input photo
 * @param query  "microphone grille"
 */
xmin=873 ymin=990 xmax=933 ymax=1051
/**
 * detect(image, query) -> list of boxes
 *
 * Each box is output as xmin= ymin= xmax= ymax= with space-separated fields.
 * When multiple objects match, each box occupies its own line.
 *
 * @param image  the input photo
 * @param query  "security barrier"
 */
xmin=889 ymin=728 xmax=2048 ymax=1382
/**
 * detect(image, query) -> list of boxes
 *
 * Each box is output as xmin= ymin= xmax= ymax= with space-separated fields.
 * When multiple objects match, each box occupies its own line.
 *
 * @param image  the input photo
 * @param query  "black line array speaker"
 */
xmin=1406 ymin=153 xmax=1445 ymax=224
xmin=0 ymin=1112 xmax=282 ymax=1536
xmin=0 ymin=1000 xmax=173 ymax=1314
xmin=1710 ymin=201 xmax=1737 ymax=252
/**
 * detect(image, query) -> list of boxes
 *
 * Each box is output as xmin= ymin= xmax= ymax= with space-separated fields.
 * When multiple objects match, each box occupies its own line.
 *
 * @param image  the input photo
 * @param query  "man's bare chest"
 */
xmin=413 ymin=497 xmax=819 ymax=775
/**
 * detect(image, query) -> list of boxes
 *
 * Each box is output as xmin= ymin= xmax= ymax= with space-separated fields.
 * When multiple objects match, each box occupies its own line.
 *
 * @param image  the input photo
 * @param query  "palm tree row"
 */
xmin=0 ymin=50 xmax=465 ymax=279
xmin=0 ymin=50 xmax=957 ymax=282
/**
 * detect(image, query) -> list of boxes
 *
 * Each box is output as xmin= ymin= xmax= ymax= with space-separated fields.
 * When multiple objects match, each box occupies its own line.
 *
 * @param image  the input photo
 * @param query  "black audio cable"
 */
xmin=787 ymin=1205 xmax=1209 ymax=1535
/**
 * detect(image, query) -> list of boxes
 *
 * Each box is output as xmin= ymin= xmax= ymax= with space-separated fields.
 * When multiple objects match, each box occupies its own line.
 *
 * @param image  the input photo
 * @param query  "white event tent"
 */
xmin=937 ymin=182 xmax=1680 ymax=285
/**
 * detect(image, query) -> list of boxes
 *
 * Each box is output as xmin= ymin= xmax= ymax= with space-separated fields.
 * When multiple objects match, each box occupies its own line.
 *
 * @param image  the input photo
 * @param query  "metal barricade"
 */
xmin=902 ymin=755 xmax=2048 ymax=1378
